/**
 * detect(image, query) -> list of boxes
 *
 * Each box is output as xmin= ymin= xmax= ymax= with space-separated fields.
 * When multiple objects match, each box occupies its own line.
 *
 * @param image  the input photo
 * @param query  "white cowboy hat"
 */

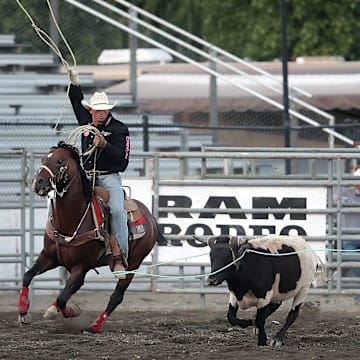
xmin=81 ymin=91 xmax=116 ymax=111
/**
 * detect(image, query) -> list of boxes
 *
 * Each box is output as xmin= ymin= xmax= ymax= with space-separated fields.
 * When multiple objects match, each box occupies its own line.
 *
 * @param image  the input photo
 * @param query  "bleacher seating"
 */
xmin=0 ymin=94 xmax=134 ymax=116
xmin=0 ymin=33 xmax=222 ymax=179
xmin=0 ymin=72 xmax=94 ymax=89
xmin=0 ymin=33 xmax=135 ymax=116
xmin=0 ymin=34 xmax=30 ymax=53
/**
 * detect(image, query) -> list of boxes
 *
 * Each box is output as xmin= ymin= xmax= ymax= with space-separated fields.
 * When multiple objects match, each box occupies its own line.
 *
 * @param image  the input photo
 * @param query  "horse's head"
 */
xmin=32 ymin=141 xmax=90 ymax=199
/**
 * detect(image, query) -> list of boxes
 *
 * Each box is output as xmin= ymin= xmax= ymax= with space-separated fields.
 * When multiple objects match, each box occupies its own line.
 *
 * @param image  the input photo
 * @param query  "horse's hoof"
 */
xmin=82 ymin=327 xmax=96 ymax=335
xmin=43 ymin=305 xmax=58 ymax=320
xmin=69 ymin=303 xmax=81 ymax=317
xmin=270 ymin=338 xmax=283 ymax=347
xmin=18 ymin=313 xmax=33 ymax=324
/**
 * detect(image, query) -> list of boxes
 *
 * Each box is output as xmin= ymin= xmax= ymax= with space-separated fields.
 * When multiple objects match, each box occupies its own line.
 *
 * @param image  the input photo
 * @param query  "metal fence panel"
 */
xmin=1 ymin=149 xmax=360 ymax=298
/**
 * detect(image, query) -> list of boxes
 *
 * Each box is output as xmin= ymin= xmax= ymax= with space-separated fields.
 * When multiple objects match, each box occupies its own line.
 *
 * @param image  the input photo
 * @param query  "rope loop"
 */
xmin=16 ymin=0 xmax=78 ymax=131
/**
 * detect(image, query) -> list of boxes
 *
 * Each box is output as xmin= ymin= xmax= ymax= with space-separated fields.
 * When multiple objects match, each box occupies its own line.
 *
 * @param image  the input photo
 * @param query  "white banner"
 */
xmin=157 ymin=184 xmax=327 ymax=263
xmin=0 ymin=180 xmax=328 ymax=281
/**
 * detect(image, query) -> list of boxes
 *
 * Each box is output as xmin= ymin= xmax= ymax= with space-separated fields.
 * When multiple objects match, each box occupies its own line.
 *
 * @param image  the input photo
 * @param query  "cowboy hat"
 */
xmin=81 ymin=92 xmax=116 ymax=111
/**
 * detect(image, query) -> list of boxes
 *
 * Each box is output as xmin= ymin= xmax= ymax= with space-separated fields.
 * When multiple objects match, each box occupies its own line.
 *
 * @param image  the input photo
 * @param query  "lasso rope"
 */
xmin=16 ymin=0 xmax=77 ymax=131
xmin=112 ymin=247 xmax=360 ymax=279
xmin=67 ymin=125 xmax=103 ymax=190
xmin=67 ymin=125 xmax=100 ymax=165
xmin=67 ymin=125 xmax=101 ymax=156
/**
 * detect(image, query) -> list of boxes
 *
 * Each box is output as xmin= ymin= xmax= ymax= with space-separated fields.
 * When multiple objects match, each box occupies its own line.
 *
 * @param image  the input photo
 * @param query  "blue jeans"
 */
xmin=98 ymin=173 xmax=128 ymax=259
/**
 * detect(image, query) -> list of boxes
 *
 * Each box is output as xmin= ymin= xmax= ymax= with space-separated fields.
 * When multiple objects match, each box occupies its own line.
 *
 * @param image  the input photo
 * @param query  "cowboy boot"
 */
xmin=109 ymin=234 xmax=127 ymax=279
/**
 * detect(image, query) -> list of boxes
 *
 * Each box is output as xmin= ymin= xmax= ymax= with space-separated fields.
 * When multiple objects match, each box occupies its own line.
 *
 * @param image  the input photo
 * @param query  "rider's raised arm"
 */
xmin=68 ymin=68 xmax=92 ymax=126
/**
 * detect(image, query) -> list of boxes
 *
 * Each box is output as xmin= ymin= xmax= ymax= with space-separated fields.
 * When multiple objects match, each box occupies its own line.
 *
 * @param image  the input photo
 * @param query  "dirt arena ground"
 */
xmin=0 ymin=291 xmax=360 ymax=360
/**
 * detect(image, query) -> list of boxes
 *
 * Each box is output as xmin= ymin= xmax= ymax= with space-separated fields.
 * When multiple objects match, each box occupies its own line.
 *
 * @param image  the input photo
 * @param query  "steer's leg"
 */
xmin=227 ymin=292 xmax=253 ymax=328
xmin=227 ymin=303 xmax=253 ymax=328
xmin=254 ymin=306 xmax=268 ymax=346
xmin=271 ymin=303 xmax=301 ymax=347
xmin=265 ymin=302 xmax=282 ymax=319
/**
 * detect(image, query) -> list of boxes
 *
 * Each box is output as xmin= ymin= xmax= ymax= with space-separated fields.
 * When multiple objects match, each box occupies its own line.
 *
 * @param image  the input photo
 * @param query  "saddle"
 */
xmin=45 ymin=187 xmax=146 ymax=262
xmin=93 ymin=186 xmax=147 ymax=241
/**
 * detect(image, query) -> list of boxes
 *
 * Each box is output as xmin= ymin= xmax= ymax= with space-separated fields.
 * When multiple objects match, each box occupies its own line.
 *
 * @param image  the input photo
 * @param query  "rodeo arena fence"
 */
xmin=1 ymin=141 xmax=360 ymax=306
xmin=1 ymin=0 xmax=360 ymax=307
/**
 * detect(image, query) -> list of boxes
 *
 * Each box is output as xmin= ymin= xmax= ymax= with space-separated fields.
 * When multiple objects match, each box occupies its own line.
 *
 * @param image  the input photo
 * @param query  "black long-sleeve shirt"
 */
xmin=69 ymin=84 xmax=130 ymax=173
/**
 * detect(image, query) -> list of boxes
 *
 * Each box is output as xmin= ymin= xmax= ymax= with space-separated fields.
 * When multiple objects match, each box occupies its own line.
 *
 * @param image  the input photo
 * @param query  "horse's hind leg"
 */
xmin=18 ymin=250 xmax=58 ymax=324
xmin=83 ymin=275 xmax=134 ymax=334
xmin=44 ymin=266 xmax=86 ymax=320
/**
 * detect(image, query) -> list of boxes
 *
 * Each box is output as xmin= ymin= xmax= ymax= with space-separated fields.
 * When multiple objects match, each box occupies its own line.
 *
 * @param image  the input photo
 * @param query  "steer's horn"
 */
xmin=229 ymin=236 xmax=248 ymax=253
xmin=192 ymin=236 xmax=208 ymax=244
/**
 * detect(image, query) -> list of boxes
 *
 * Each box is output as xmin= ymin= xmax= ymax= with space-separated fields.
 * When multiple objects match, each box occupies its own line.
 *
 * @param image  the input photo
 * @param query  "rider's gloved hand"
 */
xmin=94 ymin=133 xmax=107 ymax=148
xmin=68 ymin=67 xmax=79 ymax=86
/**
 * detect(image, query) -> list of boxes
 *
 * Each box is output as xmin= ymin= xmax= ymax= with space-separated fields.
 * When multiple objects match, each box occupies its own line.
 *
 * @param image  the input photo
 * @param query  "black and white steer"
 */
xmin=207 ymin=235 xmax=317 ymax=346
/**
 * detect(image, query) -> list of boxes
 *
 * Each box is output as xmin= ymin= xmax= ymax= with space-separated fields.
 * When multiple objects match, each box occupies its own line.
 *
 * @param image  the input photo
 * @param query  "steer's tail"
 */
xmin=312 ymin=254 xmax=329 ymax=288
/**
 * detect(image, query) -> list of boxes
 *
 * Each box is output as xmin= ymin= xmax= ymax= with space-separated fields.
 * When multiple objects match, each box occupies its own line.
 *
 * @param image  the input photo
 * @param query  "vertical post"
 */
xmin=20 ymin=151 xmax=27 ymax=281
xmin=280 ymin=0 xmax=291 ymax=174
xmin=142 ymin=114 xmax=149 ymax=152
xmin=151 ymin=153 xmax=160 ymax=293
xmin=209 ymin=48 xmax=218 ymax=143
xmin=328 ymin=117 xmax=335 ymax=148
xmin=129 ymin=8 xmax=138 ymax=105
xmin=142 ymin=114 xmax=149 ymax=176
xmin=49 ymin=0 xmax=59 ymax=62
xmin=180 ymin=129 xmax=189 ymax=178
xmin=28 ymin=151 xmax=34 ymax=303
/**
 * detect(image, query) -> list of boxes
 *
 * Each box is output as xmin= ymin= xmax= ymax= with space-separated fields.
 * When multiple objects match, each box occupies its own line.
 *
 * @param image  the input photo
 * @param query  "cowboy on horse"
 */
xmin=18 ymin=142 xmax=160 ymax=333
xmin=68 ymin=68 xmax=130 ymax=278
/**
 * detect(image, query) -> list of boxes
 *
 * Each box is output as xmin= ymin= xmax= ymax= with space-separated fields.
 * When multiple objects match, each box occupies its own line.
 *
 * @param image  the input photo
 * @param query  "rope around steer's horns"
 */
xmin=112 ymin=245 xmax=353 ymax=280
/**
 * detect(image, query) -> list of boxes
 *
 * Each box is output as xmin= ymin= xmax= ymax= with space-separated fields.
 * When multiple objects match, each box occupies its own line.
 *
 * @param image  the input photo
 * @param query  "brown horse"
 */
xmin=18 ymin=142 xmax=161 ymax=333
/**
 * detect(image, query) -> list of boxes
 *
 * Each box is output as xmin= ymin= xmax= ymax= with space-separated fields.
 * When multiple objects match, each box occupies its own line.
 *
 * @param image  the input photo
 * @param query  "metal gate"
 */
xmin=1 ymin=148 xmax=360 ymax=301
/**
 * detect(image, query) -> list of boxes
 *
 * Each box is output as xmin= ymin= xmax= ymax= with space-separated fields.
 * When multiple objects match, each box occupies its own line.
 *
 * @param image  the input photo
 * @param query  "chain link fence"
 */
xmin=0 ymin=0 xmax=354 ymax=153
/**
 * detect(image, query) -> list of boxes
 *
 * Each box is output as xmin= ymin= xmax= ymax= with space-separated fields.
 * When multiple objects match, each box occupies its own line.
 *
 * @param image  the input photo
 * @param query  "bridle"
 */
xmin=39 ymin=158 xmax=94 ymax=243
xmin=39 ymin=161 xmax=76 ymax=198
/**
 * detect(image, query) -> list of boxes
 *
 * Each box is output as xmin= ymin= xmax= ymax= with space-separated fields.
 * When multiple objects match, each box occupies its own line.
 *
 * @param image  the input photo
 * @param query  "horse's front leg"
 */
xmin=44 ymin=265 xmax=86 ymax=320
xmin=83 ymin=275 xmax=134 ymax=334
xmin=18 ymin=250 xmax=58 ymax=324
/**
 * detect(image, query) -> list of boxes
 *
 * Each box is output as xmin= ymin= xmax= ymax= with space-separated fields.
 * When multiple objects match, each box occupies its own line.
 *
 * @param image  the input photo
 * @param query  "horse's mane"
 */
xmin=56 ymin=141 xmax=92 ymax=202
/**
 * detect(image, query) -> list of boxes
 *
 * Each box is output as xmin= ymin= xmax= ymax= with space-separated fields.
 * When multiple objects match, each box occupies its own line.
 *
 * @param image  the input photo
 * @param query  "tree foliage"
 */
xmin=200 ymin=0 xmax=360 ymax=61
xmin=1 ymin=0 xmax=360 ymax=64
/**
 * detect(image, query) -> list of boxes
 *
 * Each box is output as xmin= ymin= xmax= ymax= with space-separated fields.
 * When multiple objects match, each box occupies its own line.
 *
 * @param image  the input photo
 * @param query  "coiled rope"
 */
xmin=67 ymin=125 xmax=102 ymax=190
xmin=67 ymin=125 xmax=101 ymax=156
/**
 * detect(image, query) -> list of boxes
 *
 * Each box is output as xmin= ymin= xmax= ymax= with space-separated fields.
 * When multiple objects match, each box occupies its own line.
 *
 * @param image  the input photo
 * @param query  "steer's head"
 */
xmin=207 ymin=235 xmax=248 ymax=286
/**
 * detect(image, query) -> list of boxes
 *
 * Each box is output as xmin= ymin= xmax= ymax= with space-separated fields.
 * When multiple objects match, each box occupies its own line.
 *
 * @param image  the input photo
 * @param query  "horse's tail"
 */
xmin=155 ymin=222 xmax=168 ymax=246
